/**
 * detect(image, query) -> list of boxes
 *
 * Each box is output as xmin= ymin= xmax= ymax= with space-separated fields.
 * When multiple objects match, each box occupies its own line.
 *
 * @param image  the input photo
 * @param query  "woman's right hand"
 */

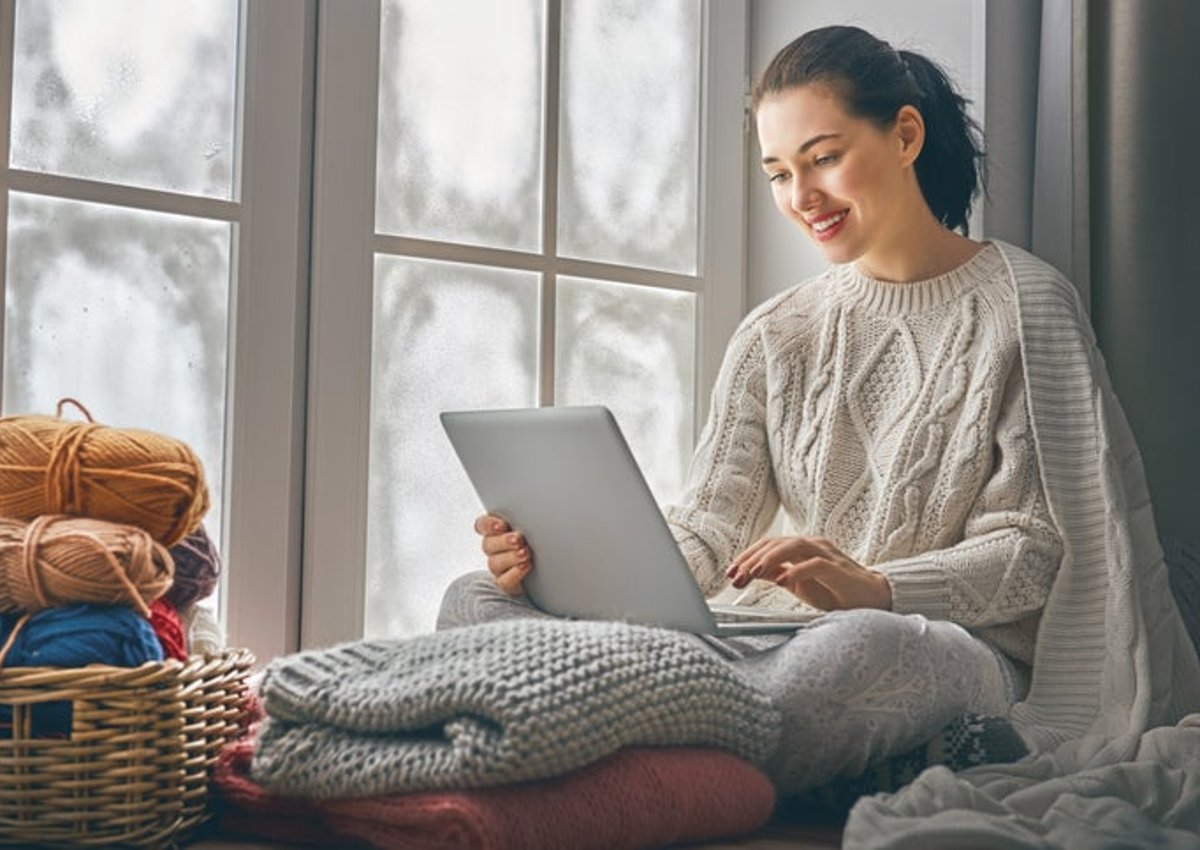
xmin=474 ymin=514 xmax=533 ymax=595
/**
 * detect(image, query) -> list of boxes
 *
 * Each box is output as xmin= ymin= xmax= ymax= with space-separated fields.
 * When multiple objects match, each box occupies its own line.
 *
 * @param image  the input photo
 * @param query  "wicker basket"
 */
xmin=0 ymin=647 xmax=254 ymax=848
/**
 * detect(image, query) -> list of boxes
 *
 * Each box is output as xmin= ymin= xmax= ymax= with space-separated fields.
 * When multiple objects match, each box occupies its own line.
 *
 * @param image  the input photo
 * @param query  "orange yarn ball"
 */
xmin=0 ymin=406 xmax=209 ymax=547
xmin=0 ymin=515 xmax=174 ymax=617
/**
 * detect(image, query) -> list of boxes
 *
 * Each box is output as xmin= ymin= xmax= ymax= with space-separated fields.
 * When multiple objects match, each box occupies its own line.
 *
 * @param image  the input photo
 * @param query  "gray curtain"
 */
xmin=984 ymin=0 xmax=1199 ymax=545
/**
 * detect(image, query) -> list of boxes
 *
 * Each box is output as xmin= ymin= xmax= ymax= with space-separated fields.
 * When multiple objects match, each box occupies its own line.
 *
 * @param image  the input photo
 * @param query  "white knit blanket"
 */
xmin=250 ymin=618 xmax=781 ymax=799
xmin=844 ymin=242 xmax=1200 ymax=846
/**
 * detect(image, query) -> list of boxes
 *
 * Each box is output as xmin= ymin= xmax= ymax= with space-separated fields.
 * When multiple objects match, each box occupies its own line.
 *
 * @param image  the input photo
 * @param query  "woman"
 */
xmin=439 ymin=25 xmax=1199 ymax=798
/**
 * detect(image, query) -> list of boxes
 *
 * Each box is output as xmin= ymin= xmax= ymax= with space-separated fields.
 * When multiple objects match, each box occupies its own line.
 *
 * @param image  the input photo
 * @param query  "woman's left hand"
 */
xmin=725 ymin=536 xmax=893 ymax=611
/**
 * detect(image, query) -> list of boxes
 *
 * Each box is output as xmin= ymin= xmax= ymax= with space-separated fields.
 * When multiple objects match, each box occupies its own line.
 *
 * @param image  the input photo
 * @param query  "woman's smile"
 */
xmin=806 ymin=209 xmax=850 ymax=241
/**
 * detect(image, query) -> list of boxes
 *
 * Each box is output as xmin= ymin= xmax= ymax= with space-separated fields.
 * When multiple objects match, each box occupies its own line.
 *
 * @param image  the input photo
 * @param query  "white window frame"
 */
xmin=301 ymin=0 xmax=749 ymax=649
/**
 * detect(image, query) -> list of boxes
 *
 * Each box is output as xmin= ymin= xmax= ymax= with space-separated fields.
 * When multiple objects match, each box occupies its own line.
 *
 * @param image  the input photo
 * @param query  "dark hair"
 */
xmin=751 ymin=26 xmax=984 ymax=235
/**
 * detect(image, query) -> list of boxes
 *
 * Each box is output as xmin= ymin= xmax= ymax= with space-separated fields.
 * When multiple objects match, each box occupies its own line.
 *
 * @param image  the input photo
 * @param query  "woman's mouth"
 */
xmin=808 ymin=210 xmax=849 ymax=242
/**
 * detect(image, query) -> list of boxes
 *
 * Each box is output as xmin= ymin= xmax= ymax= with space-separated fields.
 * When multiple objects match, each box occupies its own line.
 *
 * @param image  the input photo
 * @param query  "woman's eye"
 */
xmin=815 ymin=153 xmax=840 ymax=167
xmin=767 ymin=171 xmax=788 ymax=184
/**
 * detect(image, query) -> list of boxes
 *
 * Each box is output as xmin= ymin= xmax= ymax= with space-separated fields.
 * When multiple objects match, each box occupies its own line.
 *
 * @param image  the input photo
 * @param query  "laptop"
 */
xmin=440 ymin=405 xmax=818 ymax=636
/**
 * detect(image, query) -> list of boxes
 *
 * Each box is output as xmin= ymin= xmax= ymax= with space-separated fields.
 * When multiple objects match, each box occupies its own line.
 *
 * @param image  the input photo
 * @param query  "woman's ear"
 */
xmin=895 ymin=105 xmax=925 ymax=167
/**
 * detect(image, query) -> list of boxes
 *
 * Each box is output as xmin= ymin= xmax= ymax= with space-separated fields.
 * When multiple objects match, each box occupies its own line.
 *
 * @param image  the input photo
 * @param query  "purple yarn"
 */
xmin=164 ymin=525 xmax=221 ymax=610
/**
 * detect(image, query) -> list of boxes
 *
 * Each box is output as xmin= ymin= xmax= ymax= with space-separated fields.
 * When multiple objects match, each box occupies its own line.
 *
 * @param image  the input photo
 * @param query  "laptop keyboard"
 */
xmin=707 ymin=603 xmax=823 ymax=624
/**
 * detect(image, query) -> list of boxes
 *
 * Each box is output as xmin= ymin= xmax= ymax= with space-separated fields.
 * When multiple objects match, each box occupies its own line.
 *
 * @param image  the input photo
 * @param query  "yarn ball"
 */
xmin=0 ymin=514 xmax=173 ymax=617
xmin=165 ymin=524 xmax=222 ymax=610
xmin=0 ymin=411 xmax=209 ymax=547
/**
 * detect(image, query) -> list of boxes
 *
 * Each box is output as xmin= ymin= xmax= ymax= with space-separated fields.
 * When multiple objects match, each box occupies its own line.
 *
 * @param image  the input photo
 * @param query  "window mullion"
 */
xmin=6 ymin=170 xmax=241 ymax=222
xmin=224 ymin=0 xmax=316 ymax=661
xmin=539 ymin=0 xmax=562 ymax=407
xmin=0 ymin=0 xmax=14 ymax=385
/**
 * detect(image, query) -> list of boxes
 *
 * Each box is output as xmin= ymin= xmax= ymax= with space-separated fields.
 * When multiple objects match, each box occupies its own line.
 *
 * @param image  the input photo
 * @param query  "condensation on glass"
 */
xmin=375 ymin=0 xmax=545 ymax=251
xmin=4 ymin=193 xmax=231 ymax=544
xmin=555 ymin=276 xmax=695 ymax=506
xmin=9 ymin=0 xmax=239 ymax=199
xmin=365 ymin=256 xmax=539 ymax=637
xmin=558 ymin=0 xmax=701 ymax=274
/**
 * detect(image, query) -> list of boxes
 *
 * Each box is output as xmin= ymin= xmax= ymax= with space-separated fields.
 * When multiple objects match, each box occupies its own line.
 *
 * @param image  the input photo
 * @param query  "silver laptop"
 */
xmin=440 ymin=405 xmax=817 ymax=636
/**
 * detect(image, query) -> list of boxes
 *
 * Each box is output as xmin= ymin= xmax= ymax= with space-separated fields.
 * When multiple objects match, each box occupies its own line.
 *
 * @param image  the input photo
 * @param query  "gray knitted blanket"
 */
xmin=250 ymin=618 xmax=781 ymax=799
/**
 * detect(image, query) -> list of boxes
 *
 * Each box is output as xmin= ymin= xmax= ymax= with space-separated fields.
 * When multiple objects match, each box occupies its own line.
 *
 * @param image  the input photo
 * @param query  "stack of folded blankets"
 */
xmin=216 ymin=617 xmax=784 ymax=850
xmin=0 ymin=401 xmax=223 ymax=721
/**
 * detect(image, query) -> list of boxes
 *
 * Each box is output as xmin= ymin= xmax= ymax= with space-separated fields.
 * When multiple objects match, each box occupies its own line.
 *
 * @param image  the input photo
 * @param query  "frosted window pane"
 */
xmin=555 ymin=277 xmax=694 ymax=505
xmin=558 ymin=0 xmax=701 ymax=274
xmin=10 ymin=0 xmax=239 ymax=199
xmin=376 ymin=0 xmax=543 ymax=250
xmin=366 ymin=257 xmax=539 ymax=637
xmin=4 ymin=193 xmax=231 ymax=546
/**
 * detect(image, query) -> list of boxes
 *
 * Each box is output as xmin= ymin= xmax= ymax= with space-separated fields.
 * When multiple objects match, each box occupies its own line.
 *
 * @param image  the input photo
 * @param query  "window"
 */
xmin=1 ymin=0 xmax=312 ymax=661
xmin=304 ymin=0 xmax=747 ymax=647
xmin=1 ymin=0 xmax=746 ymax=660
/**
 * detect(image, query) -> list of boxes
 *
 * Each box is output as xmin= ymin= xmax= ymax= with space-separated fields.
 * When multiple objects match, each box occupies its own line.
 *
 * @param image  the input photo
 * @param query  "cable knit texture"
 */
xmin=841 ymin=243 xmax=1200 ymax=848
xmin=250 ymin=618 xmax=781 ymax=799
xmin=668 ymin=243 xmax=1062 ymax=665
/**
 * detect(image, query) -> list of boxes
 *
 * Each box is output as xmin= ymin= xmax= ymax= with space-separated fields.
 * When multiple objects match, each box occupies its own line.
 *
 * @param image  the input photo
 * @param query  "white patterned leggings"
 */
xmin=437 ymin=571 xmax=1023 ymax=795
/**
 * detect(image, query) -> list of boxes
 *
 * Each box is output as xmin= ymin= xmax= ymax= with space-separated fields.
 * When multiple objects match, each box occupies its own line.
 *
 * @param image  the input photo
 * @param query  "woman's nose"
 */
xmin=790 ymin=176 xmax=819 ymax=214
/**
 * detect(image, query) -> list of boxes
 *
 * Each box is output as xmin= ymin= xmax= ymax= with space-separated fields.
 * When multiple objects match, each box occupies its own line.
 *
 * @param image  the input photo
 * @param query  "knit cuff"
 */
xmin=881 ymin=559 xmax=953 ymax=620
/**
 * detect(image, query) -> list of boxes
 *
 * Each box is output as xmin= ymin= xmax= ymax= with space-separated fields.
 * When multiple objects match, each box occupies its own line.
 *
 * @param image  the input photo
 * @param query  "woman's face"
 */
xmin=756 ymin=83 xmax=913 ymax=267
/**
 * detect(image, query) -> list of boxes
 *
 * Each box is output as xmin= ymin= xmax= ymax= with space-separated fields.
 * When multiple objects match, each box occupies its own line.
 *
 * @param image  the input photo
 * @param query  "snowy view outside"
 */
xmin=10 ymin=0 xmax=238 ymax=197
xmin=5 ymin=0 xmax=239 ymax=546
xmin=366 ymin=257 xmax=539 ymax=636
xmin=375 ymin=0 xmax=545 ymax=251
xmin=558 ymin=0 xmax=701 ymax=273
xmin=365 ymin=0 xmax=702 ymax=636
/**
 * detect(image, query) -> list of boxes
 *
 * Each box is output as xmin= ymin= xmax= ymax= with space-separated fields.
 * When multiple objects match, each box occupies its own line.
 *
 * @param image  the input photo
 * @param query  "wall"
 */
xmin=746 ymin=0 xmax=984 ymax=307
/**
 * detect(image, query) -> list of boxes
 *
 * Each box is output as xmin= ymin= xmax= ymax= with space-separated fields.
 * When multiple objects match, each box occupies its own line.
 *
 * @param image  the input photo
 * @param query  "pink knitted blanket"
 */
xmin=214 ymin=738 xmax=776 ymax=849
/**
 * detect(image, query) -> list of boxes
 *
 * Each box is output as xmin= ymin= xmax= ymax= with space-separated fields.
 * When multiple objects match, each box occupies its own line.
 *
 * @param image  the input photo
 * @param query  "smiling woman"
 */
xmin=448 ymin=22 xmax=1200 ymax=810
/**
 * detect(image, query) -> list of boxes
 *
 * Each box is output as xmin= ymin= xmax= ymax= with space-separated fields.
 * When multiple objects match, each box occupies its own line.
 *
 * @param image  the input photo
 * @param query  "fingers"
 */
xmin=473 ymin=514 xmax=510 ymax=536
xmin=726 ymin=537 xmax=777 ymax=579
xmin=474 ymin=514 xmax=531 ymax=595
xmin=486 ymin=543 xmax=531 ymax=577
xmin=494 ymin=559 xmax=532 ymax=595
xmin=481 ymin=530 xmax=525 ymax=556
xmin=774 ymin=557 xmax=891 ymax=610
xmin=727 ymin=536 xmax=827 ymax=588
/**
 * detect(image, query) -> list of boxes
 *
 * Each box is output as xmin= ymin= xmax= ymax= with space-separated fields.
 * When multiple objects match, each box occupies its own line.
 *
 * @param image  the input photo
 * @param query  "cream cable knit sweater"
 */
xmin=668 ymin=242 xmax=1061 ymax=665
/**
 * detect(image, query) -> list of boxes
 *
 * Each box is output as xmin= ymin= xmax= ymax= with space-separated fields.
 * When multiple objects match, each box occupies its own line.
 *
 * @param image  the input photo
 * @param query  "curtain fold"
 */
xmin=1088 ymin=0 xmax=1200 ymax=543
xmin=985 ymin=0 xmax=1197 ymax=544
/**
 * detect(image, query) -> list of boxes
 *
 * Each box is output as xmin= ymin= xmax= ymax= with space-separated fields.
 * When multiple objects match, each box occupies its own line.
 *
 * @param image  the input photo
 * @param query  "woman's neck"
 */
xmin=855 ymin=202 xmax=982 ymax=283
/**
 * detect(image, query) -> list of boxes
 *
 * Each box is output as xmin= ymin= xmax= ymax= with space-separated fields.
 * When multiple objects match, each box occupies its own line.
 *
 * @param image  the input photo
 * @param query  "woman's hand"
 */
xmin=474 ymin=514 xmax=533 ymax=595
xmin=725 ymin=536 xmax=892 ymax=611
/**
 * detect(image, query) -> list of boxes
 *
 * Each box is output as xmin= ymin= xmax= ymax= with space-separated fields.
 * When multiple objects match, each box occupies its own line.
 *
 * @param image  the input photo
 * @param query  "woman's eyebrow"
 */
xmin=761 ymin=132 xmax=843 ymax=164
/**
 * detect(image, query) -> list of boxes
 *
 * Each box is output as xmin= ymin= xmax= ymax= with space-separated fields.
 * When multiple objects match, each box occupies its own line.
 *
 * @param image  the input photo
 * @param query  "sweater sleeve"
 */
xmin=665 ymin=318 xmax=781 ymax=596
xmin=878 ymin=360 xmax=1064 ymax=632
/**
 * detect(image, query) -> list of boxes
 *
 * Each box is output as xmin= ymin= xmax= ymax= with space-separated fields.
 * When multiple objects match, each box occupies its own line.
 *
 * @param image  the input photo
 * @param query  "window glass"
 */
xmin=375 ymin=0 xmax=544 ymax=250
xmin=10 ymin=0 xmax=239 ymax=199
xmin=558 ymin=0 xmax=701 ymax=273
xmin=365 ymin=256 xmax=539 ymax=636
